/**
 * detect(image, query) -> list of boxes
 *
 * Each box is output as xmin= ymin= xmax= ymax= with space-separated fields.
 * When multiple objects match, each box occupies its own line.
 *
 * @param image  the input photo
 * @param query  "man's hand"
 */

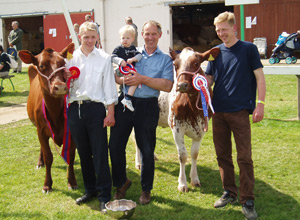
xmin=63 ymin=68 xmax=72 ymax=81
xmin=252 ymin=104 xmax=264 ymax=123
xmin=103 ymin=114 xmax=115 ymax=127
xmin=103 ymin=104 xmax=115 ymax=127
xmin=123 ymin=70 xmax=143 ymax=86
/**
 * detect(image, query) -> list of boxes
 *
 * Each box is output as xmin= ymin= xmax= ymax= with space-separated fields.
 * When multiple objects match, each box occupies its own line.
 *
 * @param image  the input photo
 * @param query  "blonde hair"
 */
xmin=214 ymin=11 xmax=236 ymax=26
xmin=119 ymin=25 xmax=136 ymax=38
xmin=79 ymin=21 xmax=97 ymax=35
xmin=142 ymin=20 xmax=162 ymax=34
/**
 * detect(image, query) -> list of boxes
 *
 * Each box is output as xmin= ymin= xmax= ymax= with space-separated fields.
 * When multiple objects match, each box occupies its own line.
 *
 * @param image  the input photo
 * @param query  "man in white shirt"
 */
xmin=66 ymin=21 xmax=118 ymax=212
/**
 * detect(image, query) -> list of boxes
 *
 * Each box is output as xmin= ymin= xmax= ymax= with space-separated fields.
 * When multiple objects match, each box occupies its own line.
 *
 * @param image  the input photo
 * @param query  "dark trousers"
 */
xmin=68 ymin=101 xmax=111 ymax=203
xmin=212 ymin=110 xmax=255 ymax=204
xmin=109 ymin=94 xmax=159 ymax=192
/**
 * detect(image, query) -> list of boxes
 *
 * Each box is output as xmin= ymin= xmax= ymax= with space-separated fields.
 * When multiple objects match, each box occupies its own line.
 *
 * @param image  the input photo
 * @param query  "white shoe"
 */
xmin=121 ymin=98 xmax=134 ymax=111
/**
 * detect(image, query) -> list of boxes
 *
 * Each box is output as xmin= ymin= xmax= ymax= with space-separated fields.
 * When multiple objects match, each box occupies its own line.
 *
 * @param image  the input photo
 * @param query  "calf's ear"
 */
xmin=18 ymin=50 xmax=37 ymax=65
xmin=60 ymin=43 xmax=75 ymax=59
xmin=203 ymin=47 xmax=220 ymax=61
xmin=169 ymin=47 xmax=178 ymax=61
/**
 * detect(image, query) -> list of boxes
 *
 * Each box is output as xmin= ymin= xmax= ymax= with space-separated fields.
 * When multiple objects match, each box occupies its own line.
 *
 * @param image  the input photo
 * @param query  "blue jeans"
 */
xmin=109 ymin=94 xmax=159 ymax=192
xmin=68 ymin=101 xmax=111 ymax=203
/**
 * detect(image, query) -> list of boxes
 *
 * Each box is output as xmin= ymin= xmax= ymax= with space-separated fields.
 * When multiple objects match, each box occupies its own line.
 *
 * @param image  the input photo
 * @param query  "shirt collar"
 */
xmin=140 ymin=46 xmax=162 ymax=56
xmin=78 ymin=46 xmax=98 ymax=56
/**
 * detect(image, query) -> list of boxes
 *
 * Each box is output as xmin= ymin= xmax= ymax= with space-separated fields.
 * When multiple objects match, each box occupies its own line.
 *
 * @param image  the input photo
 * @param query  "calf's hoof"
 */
xmin=36 ymin=164 xmax=44 ymax=169
xmin=178 ymin=185 xmax=189 ymax=192
xmin=68 ymin=184 xmax=78 ymax=190
xmin=191 ymin=180 xmax=201 ymax=188
xmin=42 ymin=187 xmax=52 ymax=194
xmin=135 ymin=164 xmax=141 ymax=170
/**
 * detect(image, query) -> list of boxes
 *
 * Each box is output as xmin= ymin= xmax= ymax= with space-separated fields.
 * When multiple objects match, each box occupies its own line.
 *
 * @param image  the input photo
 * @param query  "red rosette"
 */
xmin=67 ymin=66 xmax=80 ymax=88
xmin=69 ymin=66 xmax=80 ymax=78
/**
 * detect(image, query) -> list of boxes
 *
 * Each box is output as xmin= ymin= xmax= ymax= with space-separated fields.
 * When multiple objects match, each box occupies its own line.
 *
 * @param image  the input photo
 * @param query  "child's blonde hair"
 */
xmin=214 ymin=11 xmax=236 ymax=26
xmin=79 ymin=21 xmax=97 ymax=35
xmin=119 ymin=25 xmax=136 ymax=38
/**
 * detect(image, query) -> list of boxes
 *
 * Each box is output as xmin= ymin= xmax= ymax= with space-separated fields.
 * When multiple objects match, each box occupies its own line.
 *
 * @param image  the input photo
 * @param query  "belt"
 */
xmin=76 ymin=100 xmax=93 ymax=104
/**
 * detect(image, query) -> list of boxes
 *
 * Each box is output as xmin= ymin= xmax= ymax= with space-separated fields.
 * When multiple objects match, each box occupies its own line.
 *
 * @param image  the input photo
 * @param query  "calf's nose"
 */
xmin=177 ymin=82 xmax=189 ymax=92
xmin=53 ymin=84 xmax=68 ymax=95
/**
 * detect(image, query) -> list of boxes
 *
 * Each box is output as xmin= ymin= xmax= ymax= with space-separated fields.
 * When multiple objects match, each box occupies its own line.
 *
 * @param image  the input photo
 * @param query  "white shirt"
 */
xmin=66 ymin=47 xmax=118 ymax=106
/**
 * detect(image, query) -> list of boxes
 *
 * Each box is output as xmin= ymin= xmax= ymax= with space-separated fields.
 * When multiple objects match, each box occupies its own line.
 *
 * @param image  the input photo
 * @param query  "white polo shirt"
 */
xmin=66 ymin=47 xmax=118 ymax=106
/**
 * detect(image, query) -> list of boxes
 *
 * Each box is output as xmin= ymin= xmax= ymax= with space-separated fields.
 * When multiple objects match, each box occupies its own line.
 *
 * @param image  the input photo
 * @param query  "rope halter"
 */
xmin=176 ymin=64 xmax=206 ymax=110
xmin=36 ymin=66 xmax=67 ymax=91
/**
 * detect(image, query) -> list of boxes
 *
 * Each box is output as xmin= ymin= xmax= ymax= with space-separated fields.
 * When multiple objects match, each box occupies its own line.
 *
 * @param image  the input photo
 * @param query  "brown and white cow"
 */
xmin=19 ymin=43 xmax=77 ymax=193
xmin=136 ymin=47 xmax=220 ymax=192
xmin=161 ymin=47 xmax=219 ymax=192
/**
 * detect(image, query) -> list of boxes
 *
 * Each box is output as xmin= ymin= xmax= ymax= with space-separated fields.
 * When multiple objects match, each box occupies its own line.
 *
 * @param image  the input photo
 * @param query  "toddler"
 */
xmin=112 ymin=25 xmax=142 ymax=111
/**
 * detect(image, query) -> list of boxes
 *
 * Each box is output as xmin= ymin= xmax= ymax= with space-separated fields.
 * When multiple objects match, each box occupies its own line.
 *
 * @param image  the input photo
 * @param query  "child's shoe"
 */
xmin=121 ymin=98 xmax=134 ymax=111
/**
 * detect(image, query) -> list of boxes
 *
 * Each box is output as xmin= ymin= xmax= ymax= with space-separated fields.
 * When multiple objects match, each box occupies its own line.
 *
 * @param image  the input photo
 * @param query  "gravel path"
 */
xmin=0 ymin=103 xmax=28 ymax=125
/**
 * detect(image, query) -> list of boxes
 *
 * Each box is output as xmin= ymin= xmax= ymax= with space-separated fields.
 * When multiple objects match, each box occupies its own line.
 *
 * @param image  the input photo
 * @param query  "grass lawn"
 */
xmin=0 ymin=69 xmax=299 ymax=219
xmin=0 ymin=68 xmax=29 ymax=107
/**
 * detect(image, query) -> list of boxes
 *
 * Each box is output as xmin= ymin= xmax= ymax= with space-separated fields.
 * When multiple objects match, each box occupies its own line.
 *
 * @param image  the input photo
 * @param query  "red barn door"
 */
xmin=43 ymin=12 xmax=94 ymax=51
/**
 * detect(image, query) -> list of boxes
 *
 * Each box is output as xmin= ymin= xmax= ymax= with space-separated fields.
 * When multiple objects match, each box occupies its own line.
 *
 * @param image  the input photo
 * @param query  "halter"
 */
xmin=176 ymin=64 xmax=202 ymax=82
xmin=176 ymin=64 xmax=206 ymax=110
xmin=36 ymin=66 xmax=66 ymax=90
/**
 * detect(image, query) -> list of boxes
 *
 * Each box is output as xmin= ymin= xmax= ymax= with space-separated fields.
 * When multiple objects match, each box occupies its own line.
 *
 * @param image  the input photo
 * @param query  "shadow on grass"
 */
xmin=81 ymin=166 xmax=243 ymax=219
xmin=0 ymin=211 xmax=45 ymax=219
xmin=157 ymin=162 xmax=300 ymax=219
xmin=1 ymin=90 xmax=29 ymax=97
xmin=264 ymin=117 xmax=299 ymax=122
xmin=156 ymin=136 xmax=174 ymax=146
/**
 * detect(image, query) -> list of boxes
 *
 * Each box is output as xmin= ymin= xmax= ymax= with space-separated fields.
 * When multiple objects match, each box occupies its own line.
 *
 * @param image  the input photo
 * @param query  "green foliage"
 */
xmin=0 ymin=73 xmax=299 ymax=219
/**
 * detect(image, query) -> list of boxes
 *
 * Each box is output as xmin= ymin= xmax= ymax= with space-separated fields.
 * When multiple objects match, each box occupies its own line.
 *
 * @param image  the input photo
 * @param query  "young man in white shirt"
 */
xmin=66 ymin=21 xmax=118 ymax=212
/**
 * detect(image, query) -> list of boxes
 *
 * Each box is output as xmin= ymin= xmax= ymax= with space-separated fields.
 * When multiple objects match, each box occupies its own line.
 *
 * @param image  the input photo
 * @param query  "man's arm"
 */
xmin=253 ymin=67 xmax=266 ymax=123
xmin=9 ymin=29 xmax=23 ymax=46
xmin=124 ymin=70 xmax=173 ymax=92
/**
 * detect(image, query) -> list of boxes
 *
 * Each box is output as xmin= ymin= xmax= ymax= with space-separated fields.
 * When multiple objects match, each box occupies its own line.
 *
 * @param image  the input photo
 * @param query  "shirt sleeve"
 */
xmin=111 ymin=46 xmax=124 ymax=65
xmin=205 ymin=61 xmax=213 ymax=75
xmin=134 ymin=53 xmax=142 ymax=62
xmin=103 ymin=58 xmax=118 ymax=105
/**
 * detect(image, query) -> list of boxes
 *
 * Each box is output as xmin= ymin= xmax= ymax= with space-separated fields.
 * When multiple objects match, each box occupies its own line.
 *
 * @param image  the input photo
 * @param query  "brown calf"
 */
xmin=19 ymin=43 xmax=77 ymax=193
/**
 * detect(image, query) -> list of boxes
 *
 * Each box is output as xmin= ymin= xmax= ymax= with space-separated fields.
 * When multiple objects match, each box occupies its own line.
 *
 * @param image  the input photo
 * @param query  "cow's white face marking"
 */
xmin=179 ymin=49 xmax=194 ymax=68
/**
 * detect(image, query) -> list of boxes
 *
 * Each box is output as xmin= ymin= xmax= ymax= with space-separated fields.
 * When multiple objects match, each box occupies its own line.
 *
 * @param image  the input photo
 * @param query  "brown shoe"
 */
xmin=114 ymin=179 xmax=132 ymax=199
xmin=139 ymin=191 xmax=151 ymax=205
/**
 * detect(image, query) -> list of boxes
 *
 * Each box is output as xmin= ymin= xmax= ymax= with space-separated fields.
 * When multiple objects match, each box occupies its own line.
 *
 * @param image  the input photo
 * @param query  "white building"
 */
xmin=0 ymin=0 xmax=229 ymax=55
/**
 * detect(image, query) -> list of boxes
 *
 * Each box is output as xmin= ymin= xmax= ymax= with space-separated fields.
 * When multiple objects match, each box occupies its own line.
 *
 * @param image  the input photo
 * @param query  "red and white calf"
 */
xmin=136 ymin=47 xmax=220 ymax=192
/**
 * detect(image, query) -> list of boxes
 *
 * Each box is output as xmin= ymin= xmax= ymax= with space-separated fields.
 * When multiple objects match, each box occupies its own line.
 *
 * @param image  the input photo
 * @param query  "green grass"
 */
xmin=0 ymin=72 xmax=299 ymax=219
xmin=0 ymin=68 xmax=29 ymax=107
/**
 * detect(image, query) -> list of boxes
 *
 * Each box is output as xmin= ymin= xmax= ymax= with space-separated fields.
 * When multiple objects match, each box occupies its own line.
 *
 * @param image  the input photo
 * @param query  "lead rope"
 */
xmin=42 ymin=99 xmax=69 ymax=165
